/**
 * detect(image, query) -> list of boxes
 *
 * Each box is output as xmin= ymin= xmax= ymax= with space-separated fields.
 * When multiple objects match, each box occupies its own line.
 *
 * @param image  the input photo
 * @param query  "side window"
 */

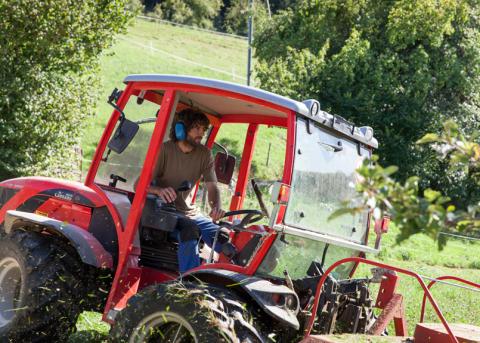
xmin=195 ymin=124 xmax=247 ymax=215
xmin=242 ymin=125 xmax=286 ymax=216
xmin=195 ymin=124 xmax=286 ymax=217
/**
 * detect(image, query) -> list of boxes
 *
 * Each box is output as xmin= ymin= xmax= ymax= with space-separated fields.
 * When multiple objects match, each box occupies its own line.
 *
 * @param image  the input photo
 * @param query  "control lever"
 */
xmin=157 ymin=180 xmax=192 ymax=211
xmin=177 ymin=180 xmax=192 ymax=192
xmin=109 ymin=174 xmax=127 ymax=188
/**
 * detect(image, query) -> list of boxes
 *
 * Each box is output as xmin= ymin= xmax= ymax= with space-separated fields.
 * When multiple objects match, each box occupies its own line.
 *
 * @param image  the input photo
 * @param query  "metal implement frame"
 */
xmin=420 ymin=275 xmax=480 ymax=323
xmin=304 ymin=257 xmax=470 ymax=343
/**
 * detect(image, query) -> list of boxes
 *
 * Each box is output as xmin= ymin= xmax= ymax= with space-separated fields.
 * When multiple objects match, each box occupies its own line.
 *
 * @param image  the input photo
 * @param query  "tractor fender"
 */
xmin=186 ymin=269 xmax=300 ymax=330
xmin=4 ymin=210 xmax=113 ymax=269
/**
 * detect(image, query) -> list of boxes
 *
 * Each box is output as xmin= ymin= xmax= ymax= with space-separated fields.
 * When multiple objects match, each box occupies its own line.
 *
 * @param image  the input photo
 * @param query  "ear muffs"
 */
xmin=175 ymin=121 xmax=186 ymax=141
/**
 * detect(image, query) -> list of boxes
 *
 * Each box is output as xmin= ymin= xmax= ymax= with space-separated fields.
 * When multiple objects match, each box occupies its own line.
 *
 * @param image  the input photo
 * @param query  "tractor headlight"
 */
xmin=303 ymin=99 xmax=321 ymax=117
xmin=359 ymin=126 xmax=374 ymax=141
xmin=272 ymin=293 xmax=298 ymax=312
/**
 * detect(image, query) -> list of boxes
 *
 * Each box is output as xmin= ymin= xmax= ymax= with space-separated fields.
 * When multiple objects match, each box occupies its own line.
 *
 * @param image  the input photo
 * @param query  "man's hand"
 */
xmin=209 ymin=207 xmax=225 ymax=222
xmin=154 ymin=187 xmax=177 ymax=203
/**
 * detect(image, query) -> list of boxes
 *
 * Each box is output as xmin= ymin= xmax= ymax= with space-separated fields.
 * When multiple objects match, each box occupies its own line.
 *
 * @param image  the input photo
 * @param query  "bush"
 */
xmin=254 ymin=0 xmax=480 ymax=208
xmin=223 ymin=0 xmax=269 ymax=36
xmin=159 ymin=0 xmax=222 ymax=29
xmin=0 ymin=0 xmax=134 ymax=180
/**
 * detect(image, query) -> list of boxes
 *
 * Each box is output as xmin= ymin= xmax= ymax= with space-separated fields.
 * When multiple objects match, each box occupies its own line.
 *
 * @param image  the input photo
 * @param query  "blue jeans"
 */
xmin=175 ymin=215 xmax=221 ymax=273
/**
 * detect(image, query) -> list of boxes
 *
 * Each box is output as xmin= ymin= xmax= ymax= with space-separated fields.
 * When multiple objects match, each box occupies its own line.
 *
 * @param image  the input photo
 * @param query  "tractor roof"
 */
xmin=123 ymin=74 xmax=309 ymax=116
xmin=124 ymin=74 xmax=378 ymax=148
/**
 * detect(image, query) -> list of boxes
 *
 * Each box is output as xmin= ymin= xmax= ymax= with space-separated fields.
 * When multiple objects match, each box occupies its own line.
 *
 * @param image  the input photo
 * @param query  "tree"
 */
xmin=254 ymin=0 xmax=480 ymax=209
xmin=332 ymin=120 xmax=480 ymax=247
xmin=159 ymin=0 xmax=222 ymax=29
xmin=223 ymin=0 xmax=269 ymax=36
xmin=0 ymin=0 xmax=135 ymax=180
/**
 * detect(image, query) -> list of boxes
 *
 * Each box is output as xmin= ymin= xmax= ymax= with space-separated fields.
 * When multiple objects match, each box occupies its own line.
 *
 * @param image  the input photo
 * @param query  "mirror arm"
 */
xmin=107 ymin=88 xmax=126 ymax=134
xmin=102 ymin=148 xmax=112 ymax=162
xmin=213 ymin=141 xmax=229 ymax=157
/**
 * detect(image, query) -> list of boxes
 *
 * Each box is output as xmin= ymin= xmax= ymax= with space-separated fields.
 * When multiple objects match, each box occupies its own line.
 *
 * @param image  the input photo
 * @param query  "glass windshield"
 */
xmin=95 ymin=94 xmax=160 ymax=192
xmin=256 ymin=234 xmax=358 ymax=280
xmin=285 ymin=117 xmax=370 ymax=244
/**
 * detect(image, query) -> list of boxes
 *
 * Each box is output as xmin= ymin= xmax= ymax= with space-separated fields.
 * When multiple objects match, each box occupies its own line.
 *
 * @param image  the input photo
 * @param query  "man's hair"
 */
xmin=170 ymin=108 xmax=210 ymax=142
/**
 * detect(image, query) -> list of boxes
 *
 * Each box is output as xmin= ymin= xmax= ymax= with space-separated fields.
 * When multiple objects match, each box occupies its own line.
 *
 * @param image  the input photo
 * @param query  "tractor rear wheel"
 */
xmin=110 ymin=281 xmax=265 ymax=343
xmin=0 ymin=229 xmax=85 ymax=341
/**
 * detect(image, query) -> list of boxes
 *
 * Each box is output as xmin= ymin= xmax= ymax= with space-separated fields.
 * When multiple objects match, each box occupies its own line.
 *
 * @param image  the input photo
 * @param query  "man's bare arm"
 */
xmin=134 ymin=177 xmax=176 ymax=203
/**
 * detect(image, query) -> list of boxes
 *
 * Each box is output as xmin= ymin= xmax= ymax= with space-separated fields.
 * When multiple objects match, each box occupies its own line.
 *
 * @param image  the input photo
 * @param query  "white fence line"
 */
xmin=419 ymin=274 xmax=480 ymax=293
xmin=438 ymin=231 xmax=480 ymax=242
xmin=137 ymin=15 xmax=248 ymax=40
xmin=120 ymin=36 xmax=247 ymax=82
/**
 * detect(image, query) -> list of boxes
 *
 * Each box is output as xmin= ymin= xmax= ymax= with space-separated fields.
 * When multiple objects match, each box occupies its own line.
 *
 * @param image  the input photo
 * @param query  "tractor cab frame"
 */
xmin=85 ymin=75 xmax=380 ymax=328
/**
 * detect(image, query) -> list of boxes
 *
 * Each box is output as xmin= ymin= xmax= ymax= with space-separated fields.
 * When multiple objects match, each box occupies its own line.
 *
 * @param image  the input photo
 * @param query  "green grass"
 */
xmin=81 ymin=17 xmax=285 ymax=181
xmin=375 ymin=224 xmax=480 ymax=270
xmin=70 ymin=312 xmax=109 ymax=342
xmin=357 ymin=225 xmax=480 ymax=334
xmin=82 ymin=17 xmax=248 ymax=166
xmin=74 ymin=17 xmax=480 ymax=342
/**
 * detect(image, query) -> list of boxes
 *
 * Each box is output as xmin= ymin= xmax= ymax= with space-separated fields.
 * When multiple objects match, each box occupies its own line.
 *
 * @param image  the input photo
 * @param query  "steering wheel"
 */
xmin=218 ymin=209 xmax=264 ymax=230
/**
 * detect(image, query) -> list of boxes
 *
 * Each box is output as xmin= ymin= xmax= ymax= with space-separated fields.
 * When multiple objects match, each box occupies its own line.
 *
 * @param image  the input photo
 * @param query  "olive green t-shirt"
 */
xmin=153 ymin=140 xmax=217 ymax=217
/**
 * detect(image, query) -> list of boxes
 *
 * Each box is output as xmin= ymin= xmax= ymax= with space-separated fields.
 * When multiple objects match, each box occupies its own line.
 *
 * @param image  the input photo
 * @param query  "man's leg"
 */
xmin=193 ymin=215 xmax=222 ymax=252
xmin=174 ymin=218 xmax=202 ymax=273
xmin=177 ymin=238 xmax=200 ymax=273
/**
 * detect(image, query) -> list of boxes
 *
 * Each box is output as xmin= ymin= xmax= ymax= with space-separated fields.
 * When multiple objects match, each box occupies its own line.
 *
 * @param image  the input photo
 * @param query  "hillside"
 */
xmin=81 ymin=17 xmax=285 ymax=181
xmin=82 ymin=17 xmax=246 ymax=156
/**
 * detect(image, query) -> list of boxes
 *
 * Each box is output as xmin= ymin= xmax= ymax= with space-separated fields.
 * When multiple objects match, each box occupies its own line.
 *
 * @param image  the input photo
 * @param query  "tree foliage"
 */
xmin=254 ymin=0 xmax=480 ymax=208
xmin=331 ymin=121 xmax=480 ymax=247
xmin=223 ymin=0 xmax=269 ymax=35
xmin=157 ymin=0 xmax=222 ymax=29
xmin=145 ymin=0 xmax=296 ymax=34
xmin=0 ymin=0 xmax=135 ymax=180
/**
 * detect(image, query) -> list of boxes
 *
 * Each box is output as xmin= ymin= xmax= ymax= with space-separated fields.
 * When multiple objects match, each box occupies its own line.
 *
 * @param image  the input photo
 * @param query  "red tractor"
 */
xmin=0 ymin=75 xmax=478 ymax=342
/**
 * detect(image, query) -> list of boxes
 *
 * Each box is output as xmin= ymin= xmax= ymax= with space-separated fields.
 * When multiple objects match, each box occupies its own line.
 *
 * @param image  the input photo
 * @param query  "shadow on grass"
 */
xmin=68 ymin=330 xmax=108 ymax=343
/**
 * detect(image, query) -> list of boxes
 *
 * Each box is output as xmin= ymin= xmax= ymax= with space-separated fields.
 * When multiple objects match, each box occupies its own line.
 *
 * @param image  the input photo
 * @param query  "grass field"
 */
xmin=82 ymin=17 xmax=248 ymax=166
xmin=73 ymin=18 xmax=480 ymax=342
xmin=81 ymin=17 xmax=286 ymax=181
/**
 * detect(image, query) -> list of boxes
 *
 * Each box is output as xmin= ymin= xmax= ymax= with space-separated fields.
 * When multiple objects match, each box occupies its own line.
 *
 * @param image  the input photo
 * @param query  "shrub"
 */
xmin=0 ymin=0 xmax=134 ymax=180
xmin=159 ymin=0 xmax=222 ymax=29
xmin=223 ymin=0 xmax=269 ymax=36
xmin=254 ymin=0 xmax=480 ymax=208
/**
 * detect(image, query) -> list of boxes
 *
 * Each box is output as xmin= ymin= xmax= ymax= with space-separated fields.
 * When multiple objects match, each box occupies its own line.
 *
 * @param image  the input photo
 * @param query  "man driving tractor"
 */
xmin=146 ymin=108 xmax=226 ymax=273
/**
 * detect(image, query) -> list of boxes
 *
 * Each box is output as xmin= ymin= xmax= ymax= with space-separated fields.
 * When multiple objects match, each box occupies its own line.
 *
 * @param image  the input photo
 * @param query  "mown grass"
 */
xmin=74 ymin=224 xmax=480 ymax=340
xmin=375 ymin=224 xmax=480 ymax=270
xmin=358 ymin=224 xmax=480 ymax=334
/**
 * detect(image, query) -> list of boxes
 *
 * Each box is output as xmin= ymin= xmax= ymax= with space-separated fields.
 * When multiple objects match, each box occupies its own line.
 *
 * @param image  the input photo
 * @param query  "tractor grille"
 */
xmin=139 ymin=243 xmax=179 ymax=272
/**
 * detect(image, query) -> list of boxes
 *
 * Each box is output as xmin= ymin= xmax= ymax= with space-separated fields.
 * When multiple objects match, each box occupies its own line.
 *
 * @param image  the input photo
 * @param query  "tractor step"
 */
xmin=414 ymin=323 xmax=480 ymax=343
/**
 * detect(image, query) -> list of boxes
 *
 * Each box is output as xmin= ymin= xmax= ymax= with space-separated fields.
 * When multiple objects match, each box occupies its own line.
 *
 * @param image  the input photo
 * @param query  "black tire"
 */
xmin=110 ymin=281 xmax=266 ymax=343
xmin=0 ymin=229 xmax=86 ymax=342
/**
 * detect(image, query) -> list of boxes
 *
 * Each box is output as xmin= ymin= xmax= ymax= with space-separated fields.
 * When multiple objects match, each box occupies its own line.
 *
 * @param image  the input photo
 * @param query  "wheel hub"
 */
xmin=130 ymin=311 xmax=198 ymax=343
xmin=0 ymin=257 xmax=22 ymax=328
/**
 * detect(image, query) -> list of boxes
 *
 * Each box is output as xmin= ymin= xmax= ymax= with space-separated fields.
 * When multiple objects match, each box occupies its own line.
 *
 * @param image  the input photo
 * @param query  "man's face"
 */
xmin=185 ymin=123 xmax=208 ymax=146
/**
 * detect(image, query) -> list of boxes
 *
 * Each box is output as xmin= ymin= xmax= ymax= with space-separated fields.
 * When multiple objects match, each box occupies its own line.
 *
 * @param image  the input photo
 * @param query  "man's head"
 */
xmin=170 ymin=108 xmax=210 ymax=146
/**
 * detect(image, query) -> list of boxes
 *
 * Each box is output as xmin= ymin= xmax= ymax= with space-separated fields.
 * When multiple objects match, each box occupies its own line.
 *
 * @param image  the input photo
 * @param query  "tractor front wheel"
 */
xmin=0 ymin=229 xmax=85 ymax=341
xmin=110 ymin=281 xmax=265 ymax=343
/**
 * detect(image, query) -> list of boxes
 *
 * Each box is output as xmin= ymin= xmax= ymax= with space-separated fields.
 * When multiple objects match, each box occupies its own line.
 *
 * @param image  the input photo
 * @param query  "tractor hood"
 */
xmin=0 ymin=177 xmax=105 ymax=208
